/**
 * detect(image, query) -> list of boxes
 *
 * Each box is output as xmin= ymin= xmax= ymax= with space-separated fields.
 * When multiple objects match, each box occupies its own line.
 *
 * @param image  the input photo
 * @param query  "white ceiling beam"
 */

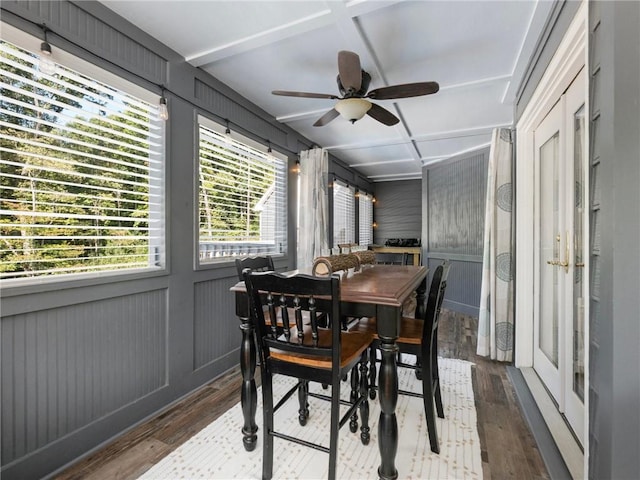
xmin=186 ymin=10 xmax=333 ymax=66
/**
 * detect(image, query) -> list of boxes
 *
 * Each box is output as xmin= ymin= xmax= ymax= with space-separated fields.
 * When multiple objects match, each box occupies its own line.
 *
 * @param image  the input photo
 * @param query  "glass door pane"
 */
xmin=539 ymin=132 xmax=560 ymax=367
xmin=572 ymin=104 xmax=586 ymax=401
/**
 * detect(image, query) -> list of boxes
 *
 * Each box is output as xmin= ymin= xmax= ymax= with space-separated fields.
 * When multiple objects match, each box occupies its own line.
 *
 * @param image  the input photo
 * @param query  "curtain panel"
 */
xmin=477 ymin=128 xmax=514 ymax=362
xmin=297 ymin=148 xmax=329 ymax=268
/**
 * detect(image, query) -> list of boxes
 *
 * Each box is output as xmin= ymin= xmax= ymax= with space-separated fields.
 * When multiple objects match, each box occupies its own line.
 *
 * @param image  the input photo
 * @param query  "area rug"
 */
xmin=139 ymin=357 xmax=481 ymax=480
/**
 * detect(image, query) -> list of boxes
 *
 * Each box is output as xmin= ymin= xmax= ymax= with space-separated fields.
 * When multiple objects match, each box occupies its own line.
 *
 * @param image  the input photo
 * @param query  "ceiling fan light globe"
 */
xmin=335 ymin=98 xmax=371 ymax=123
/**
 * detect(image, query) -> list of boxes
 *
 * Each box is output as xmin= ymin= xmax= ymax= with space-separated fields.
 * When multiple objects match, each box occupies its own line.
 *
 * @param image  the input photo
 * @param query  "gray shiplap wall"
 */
xmin=512 ymin=1 xmax=640 ymax=478
xmin=0 ymin=2 xmax=371 ymax=478
xmin=373 ymin=180 xmax=422 ymax=244
xmin=587 ymin=2 xmax=640 ymax=478
xmin=422 ymin=149 xmax=489 ymax=316
xmin=588 ymin=4 xmax=603 ymax=476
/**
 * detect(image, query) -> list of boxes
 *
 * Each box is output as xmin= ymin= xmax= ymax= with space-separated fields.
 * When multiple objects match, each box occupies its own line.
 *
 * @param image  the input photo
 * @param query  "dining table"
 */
xmin=231 ymin=264 xmax=428 ymax=480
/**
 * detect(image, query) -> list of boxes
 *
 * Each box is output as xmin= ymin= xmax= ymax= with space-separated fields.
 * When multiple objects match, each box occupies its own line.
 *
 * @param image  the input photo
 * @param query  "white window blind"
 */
xmin=198 ymin=123 xmax=287 ymax=261
xmin=358 ymin=192 xmax=373 ymax=246
xmin=333 ymin=181 xmax=355 ymax=248
xmin=0 ymin=39 xmax=165 ymax=281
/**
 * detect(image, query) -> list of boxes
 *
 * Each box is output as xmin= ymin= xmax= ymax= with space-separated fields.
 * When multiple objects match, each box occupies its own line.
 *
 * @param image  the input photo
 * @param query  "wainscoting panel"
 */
xmin=0 ymin=289 xmax=168 ymax=465
xmin=193 ymin=277 xmax=240 ymax=370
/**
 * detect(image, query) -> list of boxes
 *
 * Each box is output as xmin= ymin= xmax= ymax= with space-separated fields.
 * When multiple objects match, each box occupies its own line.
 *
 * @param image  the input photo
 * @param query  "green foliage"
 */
xmin=0 ymin=41 xmax=153 ymax=279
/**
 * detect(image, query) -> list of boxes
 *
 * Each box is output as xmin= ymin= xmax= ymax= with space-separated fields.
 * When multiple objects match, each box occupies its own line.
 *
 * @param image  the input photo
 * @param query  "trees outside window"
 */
xmin=0 ymin=38 xmax=165 ymax=281
xmin=197 ymin=121 xmax=287 ymax=262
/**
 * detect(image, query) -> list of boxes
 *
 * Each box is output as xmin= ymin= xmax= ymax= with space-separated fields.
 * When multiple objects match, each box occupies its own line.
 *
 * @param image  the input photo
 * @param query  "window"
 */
xmin=333 ymin=180 xmax=354 ymax=248
xmin=197 ymin=119 xmax=287 ymax=262
xmin=0 ymin=33 xmax=165 ymax=282
xmin=358 ymin=192 xmax=373 ymax=247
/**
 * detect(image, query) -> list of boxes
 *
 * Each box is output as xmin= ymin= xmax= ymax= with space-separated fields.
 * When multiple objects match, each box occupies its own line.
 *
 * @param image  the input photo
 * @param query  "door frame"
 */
xmin=514 ymin=1 xmax=588 ymax=477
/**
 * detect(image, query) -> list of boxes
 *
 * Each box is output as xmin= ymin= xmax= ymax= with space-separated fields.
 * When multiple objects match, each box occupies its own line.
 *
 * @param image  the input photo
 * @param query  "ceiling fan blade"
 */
xmin=272 ymin=90 xmax=338 ymax=99
xmin=338 ymin=50 xmax=362 ymax=92
xmin=313 ymin=108 xmax=340 ymax=127
xmin=366 ymin=103 xmax=399 ymax=126
xmin=366 ymin=81 xmax=440 ymax=100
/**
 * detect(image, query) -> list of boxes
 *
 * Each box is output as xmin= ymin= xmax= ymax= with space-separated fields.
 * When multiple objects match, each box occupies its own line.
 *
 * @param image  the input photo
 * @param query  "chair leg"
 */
xmin=415 ymin=354 xmax=423 ymax=380
xmin=359 ymin=351 xmax=370 ymax=445
xmin=432 ymin=350 xmax=444 ymax=418
xmin=298 ymin=380 xmax=309 ymax=426
xmin=262 ymin=375 xmax=274 ymax=480
xmin=349 ymin=366 xmax=360 ymax=433
xmin=434 ymin=378 xmax=445 ymax=418
xmin=422 ymin=366 xmax=440 ymax=454
xmin=328 ymin=379 xmax=341 ymax=480
xmin=368 ymin=345 xmax=377 ymax=400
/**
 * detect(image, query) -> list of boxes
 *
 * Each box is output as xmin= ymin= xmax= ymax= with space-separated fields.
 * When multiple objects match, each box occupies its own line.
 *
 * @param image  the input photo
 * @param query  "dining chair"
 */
xmin=351 ymin=261 xmax=451 ymax=454
xmin=243 ymin=269 xmax=373 ymax=480
xmin=374 ymin=251 xmax=409 ymax=265
xmin=235 ymin=255 xmax=275 ymax=279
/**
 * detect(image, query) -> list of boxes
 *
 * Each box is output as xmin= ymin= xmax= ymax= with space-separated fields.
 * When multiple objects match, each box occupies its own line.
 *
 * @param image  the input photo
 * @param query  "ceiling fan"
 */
xmin=272 ymin=50 xmax=439 ymax=127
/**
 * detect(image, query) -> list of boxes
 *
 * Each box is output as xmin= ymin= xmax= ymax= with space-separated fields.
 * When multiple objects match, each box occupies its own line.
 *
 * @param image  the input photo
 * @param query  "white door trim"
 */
xmin=515 ymin=0 xmax=587 ymax=368
xmin=514 ymin=1 xmax=588 ymax=476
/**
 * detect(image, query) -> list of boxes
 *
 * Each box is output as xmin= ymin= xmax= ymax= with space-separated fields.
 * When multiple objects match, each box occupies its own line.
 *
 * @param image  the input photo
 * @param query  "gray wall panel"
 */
xmin=194 ymin=277 xmax=240 ymax=370
xmin=587 ymin=2 xmax=640 ymax=478
xmin=427 ymin=153 xmax=487 ymax=257
xmin=422 ymin=149 xmax=489 ymax=317
xmin=426 ymin=256 xmax=482 ymax=317
xmin=0 ymin=1 xmax=372 ymax=478
xmin=373 ymin=180 xmax=422 ymax=244
xmin=1 ymin=290 xmax=167 ymax=465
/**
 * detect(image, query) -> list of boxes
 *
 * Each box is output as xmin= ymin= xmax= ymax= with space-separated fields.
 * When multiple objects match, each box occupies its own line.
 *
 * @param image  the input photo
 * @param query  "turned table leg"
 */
xmin=239 ymin=314 xmax=258 ymax=451
xmin=377 ymin=338 xmax=399 ymax=480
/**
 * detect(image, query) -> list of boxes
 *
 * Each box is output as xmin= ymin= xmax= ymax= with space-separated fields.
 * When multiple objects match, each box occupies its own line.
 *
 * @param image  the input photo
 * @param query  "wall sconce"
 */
xmin=158 ymin=89 xmax=169 ymax=121
xmin=372 ymin=221 xmax=378 ymax=228
xmin=39 ymin=25 xmax=57 ymax=76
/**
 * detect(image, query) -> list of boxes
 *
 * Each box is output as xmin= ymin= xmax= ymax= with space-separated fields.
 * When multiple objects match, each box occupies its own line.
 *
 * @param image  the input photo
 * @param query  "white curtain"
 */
xmin=477 ymin=128 xmax=514 ymax=362
xmin=297 ymin=147 xmax=329 ymax=268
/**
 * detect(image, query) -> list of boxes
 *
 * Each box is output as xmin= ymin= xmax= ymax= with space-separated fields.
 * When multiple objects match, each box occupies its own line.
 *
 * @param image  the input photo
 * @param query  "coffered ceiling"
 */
xmin=99 ymin=0 xmax=553 ymax=181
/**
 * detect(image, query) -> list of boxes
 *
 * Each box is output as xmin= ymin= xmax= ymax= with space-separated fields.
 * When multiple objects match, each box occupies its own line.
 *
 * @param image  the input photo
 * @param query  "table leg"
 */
xmin=377 ymin=338 xmax=399 ymax=480
xmin=239 ymin=315 xmax=258 ymax=451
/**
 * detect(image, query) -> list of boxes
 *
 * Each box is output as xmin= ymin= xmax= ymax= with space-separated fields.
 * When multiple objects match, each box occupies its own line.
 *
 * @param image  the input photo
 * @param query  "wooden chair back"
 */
xmin=421 ymin=261 xmax=450 ymax=361
xmin=243 ymin=270 xmax=342 ymax=371
xmin=375 ymin=251 xmax=409 ymax=265
xmin=235 ymin=255 xmax=274 ymax=280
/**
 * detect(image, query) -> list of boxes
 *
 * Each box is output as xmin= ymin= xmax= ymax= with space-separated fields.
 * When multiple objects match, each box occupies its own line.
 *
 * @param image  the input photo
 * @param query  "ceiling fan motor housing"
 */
xmin=337 ymin=70 xmax=371 ymax=97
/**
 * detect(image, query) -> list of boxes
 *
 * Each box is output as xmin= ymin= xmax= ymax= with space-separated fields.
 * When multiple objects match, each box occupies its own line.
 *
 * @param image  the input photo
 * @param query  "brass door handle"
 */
xmin=560 ymin=231 xmax=570 ymax=273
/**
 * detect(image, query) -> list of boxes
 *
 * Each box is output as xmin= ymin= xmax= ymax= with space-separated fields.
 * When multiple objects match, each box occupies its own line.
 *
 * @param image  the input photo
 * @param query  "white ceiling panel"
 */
xmin=99 ymin=0 xmax=551 ymax=182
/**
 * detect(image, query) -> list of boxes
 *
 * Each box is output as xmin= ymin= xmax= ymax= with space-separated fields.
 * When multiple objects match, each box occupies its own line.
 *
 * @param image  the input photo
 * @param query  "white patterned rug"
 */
xmin=139 ymin=357 xmax=481 ymax=480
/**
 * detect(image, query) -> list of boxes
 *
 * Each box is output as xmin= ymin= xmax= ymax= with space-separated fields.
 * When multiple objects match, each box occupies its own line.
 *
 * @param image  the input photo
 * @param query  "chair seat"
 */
xmin=270 ymin=328 xmax=373 ymax=369
xmin=350 ymin=317 xmax=422 ymax=345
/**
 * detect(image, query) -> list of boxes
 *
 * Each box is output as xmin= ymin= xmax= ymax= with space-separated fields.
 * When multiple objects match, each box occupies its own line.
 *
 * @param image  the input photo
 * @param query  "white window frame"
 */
xmin=196 ymin=116 xmax=288 ymax=265
xmin=0 ymin=23 xmax=166 ymax=288
xmin=332 ymin=180 xmax=355 ymax=249
xmin=358 ymin=192 xmax=373 ymax=247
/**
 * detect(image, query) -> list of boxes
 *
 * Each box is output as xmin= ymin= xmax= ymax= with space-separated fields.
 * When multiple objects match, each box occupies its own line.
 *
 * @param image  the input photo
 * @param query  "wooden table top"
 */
xmin=231 ymin=264 xmax=427 ymax=308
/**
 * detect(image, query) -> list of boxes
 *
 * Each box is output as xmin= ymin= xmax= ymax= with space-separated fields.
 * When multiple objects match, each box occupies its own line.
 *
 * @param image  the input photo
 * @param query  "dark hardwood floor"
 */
xmin=55 ymin=310 xmax=549 ymax=480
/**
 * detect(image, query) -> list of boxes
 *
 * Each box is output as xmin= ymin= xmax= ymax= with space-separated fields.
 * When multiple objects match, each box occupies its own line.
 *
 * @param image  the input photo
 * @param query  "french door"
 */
xmin=533 ymin=68 xmax=586 ymax=444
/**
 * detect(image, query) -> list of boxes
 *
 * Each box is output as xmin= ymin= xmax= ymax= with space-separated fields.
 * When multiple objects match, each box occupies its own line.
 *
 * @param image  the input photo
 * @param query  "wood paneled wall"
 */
xmin=422 ymin=149 xmax=489 ymax=317
xmin=373 ymin=180 xmax=422 ymax=245
xmin=0 ymin=2 xmax=371 ymax=478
